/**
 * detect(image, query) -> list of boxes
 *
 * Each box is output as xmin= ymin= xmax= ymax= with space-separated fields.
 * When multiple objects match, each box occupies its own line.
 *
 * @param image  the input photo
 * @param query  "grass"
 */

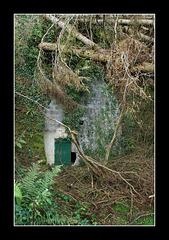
xmin=133 ymin=213 xmax=154 ymax=225
xmin=111 ymin=202 xmax=154 ymax=225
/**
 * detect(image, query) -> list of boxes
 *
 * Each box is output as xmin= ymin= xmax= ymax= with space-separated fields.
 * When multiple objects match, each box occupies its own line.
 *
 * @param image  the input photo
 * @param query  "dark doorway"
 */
xmin=71 ymin=152 xmax=76 ymax=164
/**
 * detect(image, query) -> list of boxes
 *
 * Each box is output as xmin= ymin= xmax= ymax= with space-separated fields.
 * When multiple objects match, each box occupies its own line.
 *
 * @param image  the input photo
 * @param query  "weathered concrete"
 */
xmin=77 ymin=80 xmax=122 ymax=160
xmin=44 ymin=81 xmax=122 ymax=165
xmin=44 ymin=100 xmax=67 ymax=165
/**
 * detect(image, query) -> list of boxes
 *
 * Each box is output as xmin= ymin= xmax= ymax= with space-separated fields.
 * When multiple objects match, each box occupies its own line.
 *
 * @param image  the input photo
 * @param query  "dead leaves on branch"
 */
xmin=36 ymin=14 xmax=154 ymax=107
xmin=52 ymin=59 xmax=89 ymax=93
xmin=106 ymin=37 xmax=154 ymax=101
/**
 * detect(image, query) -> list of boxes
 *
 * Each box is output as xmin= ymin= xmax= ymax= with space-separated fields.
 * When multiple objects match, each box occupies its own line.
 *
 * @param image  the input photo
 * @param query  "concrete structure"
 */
xmin=44 ymin=101 xmax=68 ymax=165
xmin=44 ymin=80 xmax=122 ymax=166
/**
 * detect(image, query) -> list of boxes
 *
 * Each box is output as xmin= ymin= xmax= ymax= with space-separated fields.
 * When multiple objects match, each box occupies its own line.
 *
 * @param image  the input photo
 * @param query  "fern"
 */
xmin=22 ymin=163 xmax=39 ymax=202
xmin=46 ymin=212 xmax=78 ymax=225
xmin=14 ymin=181 xmax=22 ymax=205
xmin=21 ymin=163 xmax=62 ymax=203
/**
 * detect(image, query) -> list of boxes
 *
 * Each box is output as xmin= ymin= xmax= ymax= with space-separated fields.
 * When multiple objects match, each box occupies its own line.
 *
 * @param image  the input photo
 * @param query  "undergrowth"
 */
xmin=14 ymin=163 xmax=98 ymax=225
xmin=14 ymin=14 xmax=154 ymax=226
xmin=14 ymin=144 xmax=154 ymax=226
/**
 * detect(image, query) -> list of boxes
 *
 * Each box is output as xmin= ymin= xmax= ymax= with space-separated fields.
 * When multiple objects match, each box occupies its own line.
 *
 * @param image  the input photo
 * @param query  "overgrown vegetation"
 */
xmin=15 ymin=14 xmax=155 ymax=225
xmin=15 ymin=163 xmax=96 ymax=225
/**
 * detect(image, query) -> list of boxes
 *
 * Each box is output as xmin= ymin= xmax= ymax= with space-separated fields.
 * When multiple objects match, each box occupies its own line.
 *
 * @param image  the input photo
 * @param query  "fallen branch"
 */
xmin=118 ymin=18 xmax=154 ymax=26
xmin=136 ymin=62 xmax=154 ymax=74
xmin=84 ymin=156 xmax=140 ymax=195
xmin=104 ymin=52 xmax=130 ymax=164
xmin=41 ymin=14 xmax=112 ymax=63
xmin=15 ymin=91 xmax=141 ymax=195
xmin=77 ymin=17 xmax=154 ymax=26
xmin=104 ymin=99 xmax=126 ymax=164
xmin=38 ymin=42 xmax=111 ymax=63
xmin=15 ymin=91 xmax=102 ymax=176
xmin=43 ymin=14 xmax=99 ymax=49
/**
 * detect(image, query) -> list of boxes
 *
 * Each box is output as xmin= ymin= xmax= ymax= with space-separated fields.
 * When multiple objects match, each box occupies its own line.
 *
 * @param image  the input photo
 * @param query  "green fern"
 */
xmin=14 ymin=181 xmax=22 ymax=205
xmin=22 ymin=163 xmax=39 ymax=201
xmin=21 ymin=163 xmax=62 ymax=203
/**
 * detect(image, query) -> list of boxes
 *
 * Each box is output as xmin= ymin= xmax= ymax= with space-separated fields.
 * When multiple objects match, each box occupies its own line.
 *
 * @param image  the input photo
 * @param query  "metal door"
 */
xmin=55 ymin=139 xmax=71 ymax=166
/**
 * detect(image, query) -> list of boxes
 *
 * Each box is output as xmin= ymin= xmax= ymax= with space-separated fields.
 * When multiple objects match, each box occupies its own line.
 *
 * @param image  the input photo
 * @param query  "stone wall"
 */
xmin=44 ymin=100 xmax=68 ymax=165
xmin=44 ymin=81 xmax=122 ymax=165
xmin=77 ymin=80 xmax=122 ymax=161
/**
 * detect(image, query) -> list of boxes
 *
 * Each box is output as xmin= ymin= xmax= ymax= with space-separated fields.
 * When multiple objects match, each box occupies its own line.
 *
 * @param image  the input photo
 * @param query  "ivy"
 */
xmin=15 ymin=163 xmax=98 ymax=225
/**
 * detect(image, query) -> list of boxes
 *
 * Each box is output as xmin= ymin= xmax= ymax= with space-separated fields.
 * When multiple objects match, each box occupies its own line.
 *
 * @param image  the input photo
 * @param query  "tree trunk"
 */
xmin=77 ymin=17 xmax=154 ymax=26
xmin=43 ymin=14 xmax=99 ymax=49
xmin=40 ymin=14 xmax=154 ymax=165
xmin=42 ymin=14 xmax=154 ymax=72
xmin=104 ymin=99 xmax=126 ymax=164
xmin=118 ymin=18 xmax=154 ymax=26
xmin=136 ymin=62 xmax=154 ymax=73
xmin=38 ymin=42 xmax=111 ymax=63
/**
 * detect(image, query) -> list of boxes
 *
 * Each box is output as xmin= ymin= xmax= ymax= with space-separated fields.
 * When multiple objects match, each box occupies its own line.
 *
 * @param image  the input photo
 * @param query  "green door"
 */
xmin=55 ymin=139 xmax=71 ymax=166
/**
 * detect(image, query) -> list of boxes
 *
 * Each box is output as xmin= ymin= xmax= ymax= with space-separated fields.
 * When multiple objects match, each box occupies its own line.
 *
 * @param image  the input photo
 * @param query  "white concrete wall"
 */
xmin=44 ymin=84 xmax=122 ymax=166
xmin=44 ymin=99 xmax=68 ymax=165
xmin=44 ymin=126 xmax=67 ymax=165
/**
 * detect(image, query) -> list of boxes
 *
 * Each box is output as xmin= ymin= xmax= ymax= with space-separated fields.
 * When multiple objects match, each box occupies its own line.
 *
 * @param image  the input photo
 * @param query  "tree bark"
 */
xmin=41 ymin=14 xmax=154 ymax=72
xmin=38 ymin=42 xmax=111 ymax=63
xmin=43 ymin=14 xmax=99 ymax=49
xmin=77 ymin=17 xmax=154 ymax=26
xmin=118 ymin=18 xmax=154 ymax=26
xmin=39 ymin=14 xmax=154 ymax=165
xmin=136 ymin=62 xmax=154 ymax=74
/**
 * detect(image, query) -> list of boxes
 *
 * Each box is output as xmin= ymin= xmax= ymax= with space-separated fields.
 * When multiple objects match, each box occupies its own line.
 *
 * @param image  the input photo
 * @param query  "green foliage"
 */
xmin=63 ymin=107 xmax=84 ymax=137
xmin=15 ymin=163 xmax=97 ymax=225
xmin=14 ymin=182 xmax=22 ymax=205
xmin=111 ymin=202 xmax=154 ymax=225
xmin=15 ymin=136 xmax=27 ymax=149
xmin=15 ymin=15 xmax=56 ymax=76
xmin=15 ymin=78 xmax=48 ymax=164
xmin=133 ymin=214 xmax=154 ymax=225
xmin=15 ymin=163 xmax=60 ymax=225
xmin=21 ymin=163 xmax=61 ymax=203
xmin=15 ymin=16 xmax=57 ymax=165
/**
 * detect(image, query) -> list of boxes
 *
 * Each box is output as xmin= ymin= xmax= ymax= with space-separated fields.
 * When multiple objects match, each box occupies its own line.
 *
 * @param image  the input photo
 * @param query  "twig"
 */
xmin=62 ymin=166 xmax=84 ymax=186
xmin=91 ymin=171 xmax=94 ymax=189
xmin=129 ymin=188 xmax=134 ymax=222
xmin=15 ymin=92 xmax=100 ymax=175
xmin=129 ymin=212 xmax=154 ymax=225
xmin=15 ymin=91 xmax=71 ymax=130
xmin=104 ymin=99 xmax=126 ymax=164
xmin=15 ymin=91 xmax=140 ymax=195
xmin=15 ymin=92 xmax=49 ymax=111
xmin=57 ymin=188 xmax=78 ymax=202
xmin=104 ymin=213 xmax=113 ymax=221
xmin=114 ymin=14 xmax=118 ymax=45
xmin=83 ymin=156 xmax=140 ymax=195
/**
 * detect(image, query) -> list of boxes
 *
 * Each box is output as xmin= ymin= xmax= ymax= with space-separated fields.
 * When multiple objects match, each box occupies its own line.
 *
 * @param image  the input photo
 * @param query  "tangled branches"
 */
xmin=106 ymin=37 xmax=153 ymax=102
xmin=34 ymin=15 xmax=89 ymax=111
xmin=52 ymin=150 xmax=154 ymax=225
xmin=15 ymin=92 xmax=143 ymax=197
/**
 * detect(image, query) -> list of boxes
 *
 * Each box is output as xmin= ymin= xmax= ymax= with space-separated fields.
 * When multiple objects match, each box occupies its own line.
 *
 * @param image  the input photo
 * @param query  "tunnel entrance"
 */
xmin=71 ymin=152 xmax=77 ymax=164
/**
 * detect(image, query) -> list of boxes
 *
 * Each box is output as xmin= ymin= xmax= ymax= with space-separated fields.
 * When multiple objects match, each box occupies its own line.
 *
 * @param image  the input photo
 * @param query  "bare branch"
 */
xmin=15 ymin=91 xmax=141 ymax=195
xmin=15 ymin=92 xmax=70 ymax=130
xmin=43 ymin=14 xmax=99 ymax=49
